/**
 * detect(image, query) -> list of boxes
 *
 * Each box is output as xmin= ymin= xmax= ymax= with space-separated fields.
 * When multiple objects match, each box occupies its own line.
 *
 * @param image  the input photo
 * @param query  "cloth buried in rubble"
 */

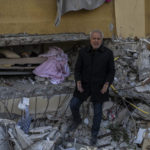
xmin=55 ymin=0 xmax=112 ymax=26
xmin=33 ymin=47 xmax=70 ymax=84
xmin=17 ymin=106 xmax=31 ymax=134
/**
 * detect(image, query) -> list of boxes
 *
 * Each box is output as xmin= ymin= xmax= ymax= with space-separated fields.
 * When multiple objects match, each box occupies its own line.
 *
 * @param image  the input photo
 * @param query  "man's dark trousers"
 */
xmin=70 ymin=97 xmax=102 ymax=137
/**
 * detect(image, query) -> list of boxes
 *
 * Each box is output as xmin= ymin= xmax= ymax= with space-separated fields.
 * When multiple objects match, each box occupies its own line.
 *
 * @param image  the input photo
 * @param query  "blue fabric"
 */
xmin=70 ymin=97 xmax=102 ymax=137
xmin=17 ymin=107 xmax=31 ymax=134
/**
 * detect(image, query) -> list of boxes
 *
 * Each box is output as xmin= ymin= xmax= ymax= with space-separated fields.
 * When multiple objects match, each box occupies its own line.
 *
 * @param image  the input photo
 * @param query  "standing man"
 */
xmin=69 ymin=30 xmax=115 ymax=145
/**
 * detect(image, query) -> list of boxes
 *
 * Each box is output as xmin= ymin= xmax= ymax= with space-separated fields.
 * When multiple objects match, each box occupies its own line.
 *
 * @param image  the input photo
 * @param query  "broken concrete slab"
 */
xmin=142 ymin=130 xmax=150 ymax=150
xmin=135 ymin=84 xmax=150 ymax=93
xmin=0 ymin=118 xmax=16 ymax=126
xmin=29 ymin=132 xmax=50 ymax=141
xmin=8 ymin=128 xmax=22 ymax=150
xmin=0 ymin=33 xmax=89 ymax=47
xmin=138 ymin=49 xmax=150 ymax=81
xmin=115 ymin=108 xmax=129 ymax=124
xmin=15 ymin=126 xmax=33 ymax=149
xmin=26 ymin=140 xmax=54 ymax=150
xmin=103 ymin=101 xmax=114 ymax=119
xmin=75 ymin=143 xmax=97 ymax=150
xmin=0 ymin=94 xmax=72 ymax=119
xmin=134 ymin=128 xmax=146 ymax=144
xmin=47 ymin=128 xmax=58 ymax=140
xmin=132 ymin=103 xmax=150 ymax=120
xmin=0 ymin=126 xmax=9 ymax=150
xmin=29 ymin=126 xmax=52 ymax=134
xmin=97 ymin=136 xmax=112 ymax=147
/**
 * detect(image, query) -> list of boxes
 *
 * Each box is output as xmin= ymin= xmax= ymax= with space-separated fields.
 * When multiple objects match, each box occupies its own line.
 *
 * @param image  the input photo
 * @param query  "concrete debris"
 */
xmin=8 ymin=128 xmax=22 ymax=150
xmin=120 ymin=142 xmax=128 ymax=148
xmin=0 ymin=118 xmax=16 ymax=126
xmin=60 ymin=123 xmax=68 ymax=134
xmin=29 ymin=132 xmax=50 ymax=141
xmin=0 ymin=39 xmax=149 ymax=103
xmin=134 ymin=125 xmax=150 ymax=150
xmin=134 ymin=128 xmax=146 ymax=144
xmin=15 ymin=126 xmax=33 ymax=149
xmin=29 ymin=126 xmax=53 ymax=134
xmin=142 ymin=131 xmax=150 ymax=150
xmin=0 ymin=126 xmax=9 ymax=150
xmin=105 ymin=39 xmax=150 ymax=103
xmin=132 ymin=103 xmax=150 ymax=120
xmin=115 ymin=108 xmax=129 ymax=124
xmin=74 ymin=143 xmax=97 ymax=150
xmin=53 ymin=132 xmax=62 ymax=144
xmin=135 ymin=84 xmax=150 ymax=93
xmin=8 ymin=124 xmax=60 ymax=149
xmin=1 ymin=38 xmax=150 ymax=150
xmin=27 ymin=140 xmax=54 ymax=150
xmin=140 ymin=38 xmax=150 ymax=45
xmin=1 ymin=99 xmax=149 ymax=150
xmin=97 ymin=136 xmax=112 ymax=147
xmin=138 ymin=49 xmax=150 ymax=81
xmin=35 ymin=76 xmax=46 ymax=82
xmin=47 ymin=128 xmax=58 ymax=140
xmin=103 ymin=101 xmax=114 ymax=119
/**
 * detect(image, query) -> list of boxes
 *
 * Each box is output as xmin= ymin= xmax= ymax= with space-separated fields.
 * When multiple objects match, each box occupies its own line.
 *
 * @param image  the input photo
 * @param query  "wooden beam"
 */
xmin=0 ymin=66 xmax=35 ymax=70
xmin=0 ymin=33 xmax=89 ymax=47
xmin=0 ymin=57 xmax=47 ymax=65
xmin=0 ymin=71 xmax=32 ymax=75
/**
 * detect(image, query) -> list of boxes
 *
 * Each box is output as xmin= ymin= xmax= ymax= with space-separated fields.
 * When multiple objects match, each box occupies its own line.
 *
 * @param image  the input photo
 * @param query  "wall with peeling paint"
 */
xmin=115 ymin=0 xmax=145 ymax=38
xmin=145 ymin=0 xmax=150 ymax=37
xmin=0 ymin=0 xmax=148 ymax=38
xmin=0 ymin=0 xmax=115 ymax=38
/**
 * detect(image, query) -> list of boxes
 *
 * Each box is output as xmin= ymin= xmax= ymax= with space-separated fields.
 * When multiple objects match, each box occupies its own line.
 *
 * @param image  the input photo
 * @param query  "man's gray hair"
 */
xmin=90 ymin=30 xmax=104 ymax=39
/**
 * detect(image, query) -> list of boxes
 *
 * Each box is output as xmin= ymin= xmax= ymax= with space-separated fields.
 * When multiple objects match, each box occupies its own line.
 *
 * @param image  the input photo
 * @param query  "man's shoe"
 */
xmin=67 ymin=120 xmax=81 ymax=132
xmin=90 ymin=136 xmax=97 ymax=146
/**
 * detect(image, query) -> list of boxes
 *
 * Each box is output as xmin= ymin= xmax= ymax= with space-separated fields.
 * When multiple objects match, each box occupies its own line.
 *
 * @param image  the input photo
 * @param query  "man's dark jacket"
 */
xmin=73 ymin=45 xmax=115 ymax=103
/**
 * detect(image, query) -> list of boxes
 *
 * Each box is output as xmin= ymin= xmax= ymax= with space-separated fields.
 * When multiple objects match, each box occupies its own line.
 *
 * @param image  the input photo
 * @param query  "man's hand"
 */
xmin=101 ymin=82 xmax=109 ymax=94
xmin=77 ymin=81 xmax=84 ymax=93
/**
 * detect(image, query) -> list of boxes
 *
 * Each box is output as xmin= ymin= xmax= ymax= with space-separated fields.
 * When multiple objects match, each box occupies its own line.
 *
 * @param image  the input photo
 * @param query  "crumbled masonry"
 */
xmin=0 ymin=38 xmax=150 ymax=149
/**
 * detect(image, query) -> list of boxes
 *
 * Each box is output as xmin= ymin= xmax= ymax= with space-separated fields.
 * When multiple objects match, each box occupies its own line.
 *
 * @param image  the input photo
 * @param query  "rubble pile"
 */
xmin=105 ymin=39 xmax=150 ymax=103
xmin=1 ymin=98 xmax=150 ymax=150
xmin=0 ymin=75 xmax=75 ymax=99
xmin=0 ymin=39 xmax=150 ymax=149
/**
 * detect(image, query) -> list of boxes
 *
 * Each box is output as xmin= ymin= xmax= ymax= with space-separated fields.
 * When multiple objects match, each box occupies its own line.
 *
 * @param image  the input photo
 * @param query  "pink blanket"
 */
xmin=33 ymin=47 xmax=70 ymax=84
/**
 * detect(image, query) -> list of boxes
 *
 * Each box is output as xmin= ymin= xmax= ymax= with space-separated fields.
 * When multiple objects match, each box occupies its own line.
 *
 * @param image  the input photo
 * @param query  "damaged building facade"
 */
xmin=0 ymin=0 xmax=150 ymax=150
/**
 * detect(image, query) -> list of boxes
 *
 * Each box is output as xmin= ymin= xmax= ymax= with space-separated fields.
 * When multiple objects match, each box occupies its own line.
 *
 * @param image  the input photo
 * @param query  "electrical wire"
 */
xmin=111 ymin=85 xmax=150 ymax=115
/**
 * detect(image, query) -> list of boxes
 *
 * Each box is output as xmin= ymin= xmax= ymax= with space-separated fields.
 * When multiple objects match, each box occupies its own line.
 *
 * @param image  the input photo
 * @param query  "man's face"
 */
xmin=90 ymin=32 xmax=102 ymax=49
